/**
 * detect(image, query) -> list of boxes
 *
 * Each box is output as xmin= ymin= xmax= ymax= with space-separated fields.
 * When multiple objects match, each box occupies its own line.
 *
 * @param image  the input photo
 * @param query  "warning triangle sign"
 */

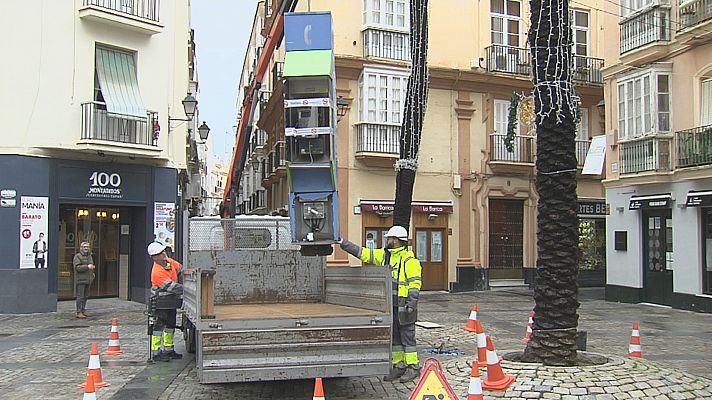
xmin=408 ymin=358 xmax=459 ymax=400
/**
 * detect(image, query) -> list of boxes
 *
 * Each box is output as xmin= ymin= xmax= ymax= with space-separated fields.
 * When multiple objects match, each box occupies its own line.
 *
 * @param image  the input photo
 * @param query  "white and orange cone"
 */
xmin=79 ymin=342 xmax=109 ymax=389
xmin=628 ymin=322 xmax=642 ymax=358
xmin=82 ymin=373 xmax=97 ymax=400
xmin=463 ymin=304 xmax=479 ymax=332
xmin=521 ymin=311 xmax=534 ymax=343
xmin=481 ymin=336 xmax=515 ymax=391
xmin=467 ymin=359 xmax=484 ymax=400
xmin=313 ymin=377 xmax=325 ymax=400
xmin=102 ymin=318 xmax=124 ymax=356
xmin=475 ymin=320 xmax=488 ymax=367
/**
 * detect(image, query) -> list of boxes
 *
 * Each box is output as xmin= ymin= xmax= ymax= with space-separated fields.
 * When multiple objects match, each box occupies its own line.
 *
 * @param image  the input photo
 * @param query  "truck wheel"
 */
xmin=184 ymin=321 xmax=197 ymax=354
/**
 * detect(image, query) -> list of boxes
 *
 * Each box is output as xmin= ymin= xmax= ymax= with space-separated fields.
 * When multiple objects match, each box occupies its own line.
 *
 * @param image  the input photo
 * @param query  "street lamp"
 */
xmin=169 ymin=93 xmax=198 ymax=122
xmin=198 ymin=121 xmax=211 ymax=142
xmin=336 ymin=96 xmax=349 ymax=123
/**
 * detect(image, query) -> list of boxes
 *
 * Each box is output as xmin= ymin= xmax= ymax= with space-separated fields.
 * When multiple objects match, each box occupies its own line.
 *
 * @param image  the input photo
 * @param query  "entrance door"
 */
xmin=414 ymin=229 xmax=447 ymax=291
xmin=642 ymin=209 xmax=673 ymax=305
xmin=488 ymin=199 xmax=524 ymax=279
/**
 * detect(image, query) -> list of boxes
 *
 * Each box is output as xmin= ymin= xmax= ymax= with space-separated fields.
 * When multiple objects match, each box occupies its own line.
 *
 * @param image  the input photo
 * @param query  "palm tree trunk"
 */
xmin=521 ymin=0 xmax=581 ymax=366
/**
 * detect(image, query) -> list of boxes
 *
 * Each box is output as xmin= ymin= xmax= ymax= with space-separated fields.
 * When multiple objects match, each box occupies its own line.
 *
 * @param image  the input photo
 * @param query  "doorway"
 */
xmin=414 ymin=228 xmax=447 ymax=290
xmin=642 ymin=209 xmax=673 ymax=305
xmin=488 ymin=198 xmax=524 ymax=279
xmin=58 ymin=206 xmax=126 ymax=300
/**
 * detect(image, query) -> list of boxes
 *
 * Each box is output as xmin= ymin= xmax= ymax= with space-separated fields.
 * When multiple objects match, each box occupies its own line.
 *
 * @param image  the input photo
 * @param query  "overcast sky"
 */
xmin=191 ymin=0 xmax=260 ymax=162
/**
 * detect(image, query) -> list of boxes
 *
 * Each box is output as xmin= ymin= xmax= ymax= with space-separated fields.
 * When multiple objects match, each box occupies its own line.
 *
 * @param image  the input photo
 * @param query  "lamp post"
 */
xmin=336 ymin=96 xmax=349 ymax=123
xmin=198 ymin=121 xmax=211 ymax=142
xmin=170 ymin=93 xmax=198 ymax=122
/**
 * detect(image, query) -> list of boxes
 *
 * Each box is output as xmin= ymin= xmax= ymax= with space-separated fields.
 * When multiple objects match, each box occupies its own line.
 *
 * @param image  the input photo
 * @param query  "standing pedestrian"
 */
xmin=73 ymin=241 xmax=95 ymax=319
xmin=33 ymin=232 xmax=47 ymax=268
xmin=148 ymin=241 xmax=184 ymax=362
xmin=339 ymin=225 xmax=422 ymax=382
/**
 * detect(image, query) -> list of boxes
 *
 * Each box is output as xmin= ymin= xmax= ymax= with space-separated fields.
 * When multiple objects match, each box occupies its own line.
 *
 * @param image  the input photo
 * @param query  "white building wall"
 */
xmin=606 ymin=187 xmax=644 ymax=288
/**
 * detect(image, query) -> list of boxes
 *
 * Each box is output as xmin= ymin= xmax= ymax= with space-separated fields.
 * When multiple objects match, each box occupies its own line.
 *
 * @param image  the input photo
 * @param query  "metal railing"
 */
xmin=677 ymin=124 xmax=712 ymax=168
xmin=356 ymin=123 xmax=400 ymax=155
xmin=620 ymin=6 xmax=671 ymax=53
xmin=620 ymin=136 xmax=672 ymax=174
xmin=81 ymin=102 xmax=158 ymax=146
xmin=83 ymin=0 xmax=160 ymax=22
xmin=572 ymin=56 xmax=604 ymax=85
xmin=363 ymin=28 xmax=411 ymax=61
xmin=489 ymin=134 xmax=535 ymax=163
xmin=484 ymin=45 xmax=531 ymax=76
xmin=679 ymin=0 xmax=712 ymax=30
xmin=576 ymin=139 xmax=591 ymax=166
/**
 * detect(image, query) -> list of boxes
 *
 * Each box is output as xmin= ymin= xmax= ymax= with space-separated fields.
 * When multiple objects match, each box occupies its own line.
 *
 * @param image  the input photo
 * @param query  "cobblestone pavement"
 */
xmin=0 ymin=288 xmax=710 ymax=399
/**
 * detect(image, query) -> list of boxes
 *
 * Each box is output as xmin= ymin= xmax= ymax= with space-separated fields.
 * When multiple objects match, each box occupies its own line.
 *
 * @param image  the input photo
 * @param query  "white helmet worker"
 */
xmin=385 ymin=225 xmax=409 ymax=241
xmin=147 ymin=241 xmax=167 ymax=256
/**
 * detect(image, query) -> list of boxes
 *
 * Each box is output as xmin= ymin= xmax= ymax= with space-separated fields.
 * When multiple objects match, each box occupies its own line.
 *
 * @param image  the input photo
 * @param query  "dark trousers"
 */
xmin=392 ymin=306 xmax=418 ymax=366
xmin=34 ymin=258 xmax=45 ymax=268
xmin=76 ymin=283 xmax=90 ymax=313
xmin=154 ymin=309 xmax=177 ymax=331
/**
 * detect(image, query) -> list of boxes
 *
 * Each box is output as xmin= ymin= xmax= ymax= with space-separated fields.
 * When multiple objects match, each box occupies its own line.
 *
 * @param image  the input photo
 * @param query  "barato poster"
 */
xmin=19 ymin=196 xmax=49 ymax=269
xmin=154 ymin=202 xmax=176 ymax=249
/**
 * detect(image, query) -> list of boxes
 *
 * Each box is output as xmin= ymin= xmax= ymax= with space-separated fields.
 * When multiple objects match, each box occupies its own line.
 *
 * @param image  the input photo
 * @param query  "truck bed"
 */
xmin=213 ymin=303 xmax=377 ymax=320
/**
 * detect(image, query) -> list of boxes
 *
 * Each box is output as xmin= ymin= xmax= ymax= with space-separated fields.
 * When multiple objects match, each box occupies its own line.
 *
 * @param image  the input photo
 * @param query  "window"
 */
xmin=617 ymin=67 xmax=671 ymax=140
xmin=358 ymin=67 xmax=409 ymax=124
xmin=704 ymin=210 xmax=712 ymax=294
xmin=577 ymin=108 xmax=589 ymax=140
xmin=94 ymin=46 xmax=146 ymax=119
xmin=571 ymin=9 xmax=589 ymax=69
xmin=619 ymin=0 xmax=655 ymax=18
xmin=491 ymin=0 xmax=521 ymax=46
xmin=703 ymin=79 xmax=712 ymax=126
xmin=363 ymin=0 xmax=409 ymax=31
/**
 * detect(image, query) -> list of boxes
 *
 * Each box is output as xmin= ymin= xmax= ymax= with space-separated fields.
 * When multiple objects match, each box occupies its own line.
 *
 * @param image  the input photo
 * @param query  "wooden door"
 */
xmin=488 ymin=198 xmax=524 ymax=279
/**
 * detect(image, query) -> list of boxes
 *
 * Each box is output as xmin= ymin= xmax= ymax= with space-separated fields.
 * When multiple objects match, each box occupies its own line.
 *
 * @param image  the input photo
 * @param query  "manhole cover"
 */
xmin=423 ymin=347 xmax=464 ymax=356
xmin=56 ymin=325 xmax=90 ymax=329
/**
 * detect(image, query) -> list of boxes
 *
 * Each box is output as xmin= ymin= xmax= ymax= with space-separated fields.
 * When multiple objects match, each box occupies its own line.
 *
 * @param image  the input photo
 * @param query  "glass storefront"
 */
xmin=577 ymin=218 xmax=606 ymax=271
xmin=58 ymin=206 xmax=121 ymax=300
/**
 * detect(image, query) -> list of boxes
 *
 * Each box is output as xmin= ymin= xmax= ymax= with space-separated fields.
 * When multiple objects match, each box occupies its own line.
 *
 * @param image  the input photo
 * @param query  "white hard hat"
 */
xmin=147 ymin=241 xmax=167 ymax=256
xmin=385 ymin=225 xmax=409 ymax=241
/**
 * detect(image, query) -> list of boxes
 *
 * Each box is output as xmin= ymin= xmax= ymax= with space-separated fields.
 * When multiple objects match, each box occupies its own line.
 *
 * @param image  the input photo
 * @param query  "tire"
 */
xmin=185 ymin=321 xmax=197 ymax=354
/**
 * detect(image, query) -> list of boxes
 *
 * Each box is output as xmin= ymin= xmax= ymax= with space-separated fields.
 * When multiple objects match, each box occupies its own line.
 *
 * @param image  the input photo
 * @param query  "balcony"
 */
xmin=78 ymin=0 xmax=163 ymax=35
xmin=484 ymin=45 xmax=531 ymax=77
xmin=363 ymin=29 xmax=411 ymax=62
xmin=572 ymin=56 xmax=604 ymax=86
xmin=676 ymin=124 xmax=712 ymax=168
xmin=80 ymin=102 xmax=161 ymax=155
xmin=272 ymin=61 xmax=284 ymax=92
xmin=619 ymin=136 xmax=672 ymax=174
xmin=355 ymin=123 xmax=400 ymax=166
xmin=488 ymin=134 xmax=535 ymax=174
xmin=576 ymin=139 xmax=592 ymax=166
xmin=678 ymin=0 xmax=712 ymax=41
xmin=619 ymin=6 xmax=671 ymax=56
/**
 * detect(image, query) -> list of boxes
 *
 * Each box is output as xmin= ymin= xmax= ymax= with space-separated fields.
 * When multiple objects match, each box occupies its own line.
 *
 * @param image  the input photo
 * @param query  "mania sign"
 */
xmin=19 ymin=196 xmax=49 ymax=269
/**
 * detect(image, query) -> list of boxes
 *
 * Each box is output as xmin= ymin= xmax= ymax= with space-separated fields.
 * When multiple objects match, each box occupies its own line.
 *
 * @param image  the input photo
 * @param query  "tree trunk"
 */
xmin=521 ymin=0 xmax=581 ymax=366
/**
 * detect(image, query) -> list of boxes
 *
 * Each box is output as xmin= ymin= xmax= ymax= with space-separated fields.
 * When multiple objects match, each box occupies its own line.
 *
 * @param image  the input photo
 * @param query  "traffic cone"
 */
xmin=313 ymin=377 xmax=325 ymax=400
xmin=463 ymin=304 xmax=479 ymax=332
xmin=481 ymin=336 xmax=515 ymax=391
xmin=467 ymin=360 xmax=484 ymax=400
xmin=79 ymin=342 xmax=109 ymax=388
xmin=521 ymin=311 xmax=534 ymax=343
xmin=82 ymin=373 xmax=96 ymax=400
xmin=628 ymin=322 xmax=642 ymax=358
xmin=475 ymin=320 xmax=488 ymax=367
xmin=102 ymin=318 xmax=124 ymax=355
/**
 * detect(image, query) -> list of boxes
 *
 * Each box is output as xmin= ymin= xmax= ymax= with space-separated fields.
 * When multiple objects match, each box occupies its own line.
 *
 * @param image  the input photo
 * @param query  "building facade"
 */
xmin=0 ymin=0 xmax=199 ymax=313
xmin=232 ymin=0 xmax=609 ymax=291
xmin=602 ymin=0 xmax=712 ymax=311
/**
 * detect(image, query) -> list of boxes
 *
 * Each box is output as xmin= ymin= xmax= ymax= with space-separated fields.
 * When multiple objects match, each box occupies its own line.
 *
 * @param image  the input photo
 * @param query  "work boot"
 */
xmin=76 ymin=312 xmax=86 ymax=319
xmin=152 ymin=351 xmax=171 ymax=362
xmin=399 ymin=366 xmax=421 ymax=382
xmin=164 ymin=349 xmax=183 ymax=359
xmin=382 ymin=366 xmax=406 ymax=382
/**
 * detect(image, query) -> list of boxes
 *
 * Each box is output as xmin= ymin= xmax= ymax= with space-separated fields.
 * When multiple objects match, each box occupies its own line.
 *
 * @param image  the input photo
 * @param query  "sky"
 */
xmin=191 ymin=0 xmax=261 ymax=163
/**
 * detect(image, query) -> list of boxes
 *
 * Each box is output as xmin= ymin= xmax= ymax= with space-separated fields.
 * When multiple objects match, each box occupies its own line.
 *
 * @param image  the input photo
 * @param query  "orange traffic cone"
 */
xmin=467 ymin=360 xmax=484 ymax=400
xmin=481 ymin=336 xmax=515 ymax=391
xmin=82 ymin=373 xmax=96 ymax=400
xmin=313 ymin=377 xmax=325 ymax=400
xmin=79 ymin=342 xmax=109 ymax=389
xmin=628 ymin=322 xmax=642 ymax=358
xmin=102 ymin=318 xmax=124 ymax=355
xmin=521 ymin=311 xmax=534 ymax=343
xmin=475 ymin=320 xmax=488 ymax=367
xmin=463 ymin=304 xmax=479 ymax=332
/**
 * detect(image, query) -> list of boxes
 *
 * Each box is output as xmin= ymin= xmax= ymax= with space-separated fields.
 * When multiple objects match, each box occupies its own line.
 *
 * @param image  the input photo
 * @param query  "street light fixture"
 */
xmin=336 ymin=96 xmax=349 ymax=122
xmin=198 ymin=121 xmax=211 ymax=142
xmin=169 ymin=93 xmax=199 ymax=122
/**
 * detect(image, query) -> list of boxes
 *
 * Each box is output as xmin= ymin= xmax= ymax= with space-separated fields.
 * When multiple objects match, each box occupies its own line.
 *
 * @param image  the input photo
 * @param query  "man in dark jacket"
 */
xmin=73 ymin=241 xmax=95 ymax=319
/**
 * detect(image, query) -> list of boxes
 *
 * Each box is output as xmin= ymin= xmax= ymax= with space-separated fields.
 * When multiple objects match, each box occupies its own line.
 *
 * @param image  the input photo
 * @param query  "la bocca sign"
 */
xmin=86 ymin=171 xmax=123 ymax=199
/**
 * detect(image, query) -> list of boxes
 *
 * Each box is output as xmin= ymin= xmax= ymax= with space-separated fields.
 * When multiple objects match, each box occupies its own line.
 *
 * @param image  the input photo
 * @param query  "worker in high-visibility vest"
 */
xmin=148 ymin=241 xmax=184 ymax=362
xmin=339 ymin=225 xmax=422 ymax=382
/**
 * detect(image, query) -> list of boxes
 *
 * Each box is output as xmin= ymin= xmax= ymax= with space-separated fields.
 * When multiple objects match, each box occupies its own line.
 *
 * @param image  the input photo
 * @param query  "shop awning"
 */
xmin=686 ymin=191 xmax=712 ymax=207
xmin=283 ymin=50 xmax=333 ymax=77
xmin=95 ymin=47 xmax=146 ymax=120
xmin=359 ymin=200 xmax=454 ymax=214
xmin=629 ymin=194 xmax=672 ymax=210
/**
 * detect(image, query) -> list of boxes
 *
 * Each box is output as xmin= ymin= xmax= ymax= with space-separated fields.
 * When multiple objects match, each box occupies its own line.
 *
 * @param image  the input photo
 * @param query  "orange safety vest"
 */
xmin=151 ymin=258 xmax=181 ymax=287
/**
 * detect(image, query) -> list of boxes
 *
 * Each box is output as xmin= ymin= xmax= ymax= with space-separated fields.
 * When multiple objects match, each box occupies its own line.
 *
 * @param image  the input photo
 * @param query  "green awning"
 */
xmin=283 ymin=50 xmax=333 ymax=77
xmin=95 ymin=47 xmax=146 ymax=120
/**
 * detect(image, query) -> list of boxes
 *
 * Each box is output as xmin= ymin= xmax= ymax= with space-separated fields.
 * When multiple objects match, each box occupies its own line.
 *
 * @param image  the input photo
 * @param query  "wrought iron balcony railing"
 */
xmin=81 ymin=102 xmax=158 ymax=146
xmin=489 ymin=134 xmax=535 ymax=163
xmin=363 ymin=28 xmax=411 ymax=62
xmin=576 ymin=139 xmax=592 ymax=166
xmin=620 ymin=6 xmax=671 ymax=54
xmin=484 ymin=45 xmax=531 ymax=76
xmin=619 ymin=136 xmax=672 ymax=174
xmin=676 ymin=124 xmax=712 ymax=168
xmin=572 ymin=56 xmax=604 ymax=85
xmin=356 ymin=123 xmax=400 ymax=155
xmin=679 ymin=0 xmax=712 ymax=30
xmin=83 ymin=0 xmax=160 ymax=22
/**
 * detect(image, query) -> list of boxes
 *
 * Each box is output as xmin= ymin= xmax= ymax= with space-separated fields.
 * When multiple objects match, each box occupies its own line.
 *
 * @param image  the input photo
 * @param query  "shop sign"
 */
xmin=359 ymin=201 xmax=453 ymax=214
xmin=577 ymin=200 xmax=608 ymax=217
xmin=1 ymin=189 xmax=17 ymax=208
xmin=19 ymin=196 xmax=49 ymax=269
xmin=629 ymin=194 xmax=672 ymax=210
xmin=59 ymin=164 xmax=149 ymax=203
xmin=685 ymin=191 xmax=712 ymax=207
xmin=87 ymin=171 xmax=123 ymax=199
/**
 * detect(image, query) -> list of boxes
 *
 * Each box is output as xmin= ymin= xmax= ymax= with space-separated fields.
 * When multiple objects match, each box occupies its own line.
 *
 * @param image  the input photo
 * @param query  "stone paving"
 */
xmin=0 ymin=288 xmax=711 ymax=399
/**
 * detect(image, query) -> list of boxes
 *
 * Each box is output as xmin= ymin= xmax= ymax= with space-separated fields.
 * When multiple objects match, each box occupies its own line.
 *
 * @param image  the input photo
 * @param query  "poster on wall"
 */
xmin=154 ymin=202 xmax=176 ymax=250
xmin=19 ymin=196 xmax=49 ymax=269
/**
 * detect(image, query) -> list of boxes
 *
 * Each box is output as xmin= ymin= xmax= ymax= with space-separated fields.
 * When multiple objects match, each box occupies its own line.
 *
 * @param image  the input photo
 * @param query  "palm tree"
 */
xmin=520 ymin=0 xmax=581 ymax=366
